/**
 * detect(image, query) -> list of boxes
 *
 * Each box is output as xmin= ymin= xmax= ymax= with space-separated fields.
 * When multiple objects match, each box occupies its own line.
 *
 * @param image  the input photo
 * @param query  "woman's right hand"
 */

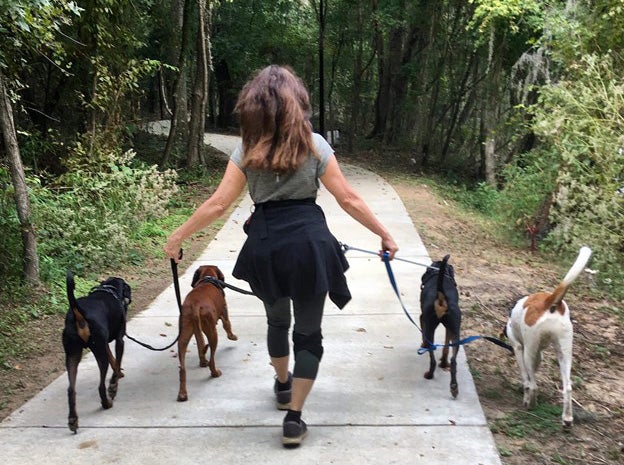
xmin=380 ymin=236 xmax=399 ymax=260
xmin=164 ymin=233 xmax=183 ymax=263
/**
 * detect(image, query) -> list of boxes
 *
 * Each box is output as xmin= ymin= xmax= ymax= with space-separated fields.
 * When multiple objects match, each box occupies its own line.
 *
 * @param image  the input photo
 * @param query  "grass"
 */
xmin=491 ymin=403 xmax=564 ymax=438
xmin=0 ymin=290 xmax=49 ymax=368
xmin=597 ymin=304 xmax=624 ymax=323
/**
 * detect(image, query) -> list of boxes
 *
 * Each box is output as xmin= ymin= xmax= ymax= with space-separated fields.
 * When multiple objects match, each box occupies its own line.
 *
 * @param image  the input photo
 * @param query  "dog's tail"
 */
xmin=547 ymin=246 xmax=592 ymax=309
xmin=434 ymin=255 xmax=451 ymax=318
xmin=66 ymin=270 xmax=90 ymax=343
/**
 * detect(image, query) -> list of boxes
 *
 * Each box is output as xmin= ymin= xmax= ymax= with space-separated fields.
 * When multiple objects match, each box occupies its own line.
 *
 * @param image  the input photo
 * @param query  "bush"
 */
xmin=30 ymin=134 xmax=178 ymax=278
xmin=529 ymin=54 xmax=624 ymax=295
xmin=0 ymin=165 xmax=23 ymax=281
xmin=495 ymin=147 xmax=560 ymax=242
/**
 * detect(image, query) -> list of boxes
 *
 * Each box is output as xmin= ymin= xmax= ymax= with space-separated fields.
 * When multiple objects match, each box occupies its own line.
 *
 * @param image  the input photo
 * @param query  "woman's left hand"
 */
xmin=380 ymin=236 xmax=399 ymax=260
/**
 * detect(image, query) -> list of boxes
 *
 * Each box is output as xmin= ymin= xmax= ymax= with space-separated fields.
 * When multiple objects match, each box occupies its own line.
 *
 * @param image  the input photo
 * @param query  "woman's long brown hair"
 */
xmin=235 ymin=65 xmax=318 ymax=173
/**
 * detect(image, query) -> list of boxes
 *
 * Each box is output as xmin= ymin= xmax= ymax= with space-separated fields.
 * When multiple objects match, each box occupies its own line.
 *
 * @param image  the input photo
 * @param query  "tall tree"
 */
xmin=369 ymin=0 xmax=426 ymax=144
xmin=186 ymin=0 xmax=211 ymax=166
xmin=0 ymin=0 xmax=77 ymax=284
xmin=468 ymin=0 xmax=544 ymax=183
xmin=162 ymin=0 xmax=194 ymax=166
xmin=0 ymin=71 xmax=39 ymax=284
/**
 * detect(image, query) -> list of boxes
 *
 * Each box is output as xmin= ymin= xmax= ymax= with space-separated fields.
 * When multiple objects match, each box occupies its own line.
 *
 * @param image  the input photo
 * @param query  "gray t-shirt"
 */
xmin=230 ymin=132 xmax=334 ymax=203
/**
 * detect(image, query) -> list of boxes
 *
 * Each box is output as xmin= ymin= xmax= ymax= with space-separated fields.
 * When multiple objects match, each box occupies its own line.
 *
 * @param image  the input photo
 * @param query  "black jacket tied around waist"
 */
xmin=233 ymin=198 xmax=351 ymax=308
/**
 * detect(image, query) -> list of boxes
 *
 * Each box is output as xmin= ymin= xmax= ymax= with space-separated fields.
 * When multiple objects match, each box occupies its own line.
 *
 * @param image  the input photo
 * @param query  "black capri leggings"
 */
xmin=263 ymin=293 xmax=326 ymax=380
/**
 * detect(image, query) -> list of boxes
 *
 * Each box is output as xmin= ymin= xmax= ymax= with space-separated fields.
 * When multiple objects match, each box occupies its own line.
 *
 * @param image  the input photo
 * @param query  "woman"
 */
xmin=164 ymin=65 xmax=398 ymax=448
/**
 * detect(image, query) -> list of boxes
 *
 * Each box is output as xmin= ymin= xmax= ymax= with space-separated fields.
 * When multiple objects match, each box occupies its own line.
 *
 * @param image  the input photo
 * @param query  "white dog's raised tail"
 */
xmin=505 ymin=245 xmax=592 ymax=427
xmin=550 ymin=246 xmax=592 ymax=306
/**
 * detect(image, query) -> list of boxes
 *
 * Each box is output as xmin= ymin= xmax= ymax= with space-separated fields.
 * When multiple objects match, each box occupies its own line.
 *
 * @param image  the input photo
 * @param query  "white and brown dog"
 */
xmin=505 ymin=246 xmax=592 ymax=427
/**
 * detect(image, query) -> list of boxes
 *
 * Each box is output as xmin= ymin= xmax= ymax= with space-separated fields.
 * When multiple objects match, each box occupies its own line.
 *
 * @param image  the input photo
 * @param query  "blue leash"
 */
xmin=341 ymin=243 xmax=514 ymax=354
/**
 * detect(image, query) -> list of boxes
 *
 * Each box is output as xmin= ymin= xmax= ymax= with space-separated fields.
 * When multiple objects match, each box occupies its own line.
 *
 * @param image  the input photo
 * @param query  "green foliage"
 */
xmin=29 ymin=135 xmax=177 ymax=277
xmin=468 ymin=0 xmax=544 ymax=35
xmin=462 ymin=181 xmax=501 ymax=214
xmin=435 ymin=177 xmax=501 ymax=216
xmin=543 ymin=0 xmax=624 ymax=67
xmin=86 ymin=58 xmax=162 ymax=133
xmin=17 ymin=127 xmax=68 ymax=174
xmin=212 ymin=1 xmax=317 ymax=88
xmin=495 ymin=147 xmax=559 ymax=238
xmin=0 ymin=165 xmax=23 ymax=279
xmin=531 ymin=54 xmax=624 ymax=294
xmin=0 ymin=0 xmax=79 ymax=77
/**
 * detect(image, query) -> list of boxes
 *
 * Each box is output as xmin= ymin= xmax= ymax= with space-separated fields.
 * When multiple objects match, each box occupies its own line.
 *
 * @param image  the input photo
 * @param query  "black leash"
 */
xmin=126 ymin=249 xmax=256 ymax=351
xmin=125 ymin=250 xmax=184 ymax=351
xmin=197 ymin=275 xmax=255 ymax=296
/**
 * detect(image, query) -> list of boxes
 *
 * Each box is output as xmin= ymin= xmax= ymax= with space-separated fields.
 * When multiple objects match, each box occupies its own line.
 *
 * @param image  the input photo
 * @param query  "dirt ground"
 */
xmin=393 ymin=179 xmax=624 ymax=465
xmin=1 ymin=170 xmax=623 ymax=464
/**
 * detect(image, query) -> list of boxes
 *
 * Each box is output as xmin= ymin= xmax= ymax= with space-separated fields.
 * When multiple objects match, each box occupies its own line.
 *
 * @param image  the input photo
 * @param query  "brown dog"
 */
xmin=177 ymin=265 xmax=237 ymax=402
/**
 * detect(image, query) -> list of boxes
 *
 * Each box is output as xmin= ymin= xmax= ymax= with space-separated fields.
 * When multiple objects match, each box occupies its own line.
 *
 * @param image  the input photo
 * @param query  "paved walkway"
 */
xmin=0 ymin=132 xmax=502 ymax=465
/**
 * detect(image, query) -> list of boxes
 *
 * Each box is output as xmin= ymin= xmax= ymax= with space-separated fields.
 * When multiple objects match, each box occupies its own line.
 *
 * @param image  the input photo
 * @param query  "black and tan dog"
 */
xmin=419 ymin=254 xmax=461 ymax=398
xmin=63 ymin=270 xmax=131 ymax=433
xmin=177 ymin=265 xmax=237 ymax=402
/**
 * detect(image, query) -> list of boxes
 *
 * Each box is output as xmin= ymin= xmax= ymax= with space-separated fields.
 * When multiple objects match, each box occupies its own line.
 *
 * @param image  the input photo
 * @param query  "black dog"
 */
xmin=62 ymin=270 xmax=131 ymax=433
xmin=419 ymin=254 xmax=461 ymax=398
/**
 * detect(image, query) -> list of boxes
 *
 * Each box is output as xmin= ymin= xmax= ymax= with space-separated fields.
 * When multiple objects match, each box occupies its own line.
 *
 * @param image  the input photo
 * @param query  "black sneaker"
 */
xmin=273 ymin=372 xmax=292 ymax=410
xmin=282 ymin=419 xmax=308 ymax=447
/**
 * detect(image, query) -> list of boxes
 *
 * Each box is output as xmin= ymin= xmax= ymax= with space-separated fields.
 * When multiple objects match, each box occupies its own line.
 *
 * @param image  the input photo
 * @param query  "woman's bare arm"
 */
xmin=320 ymin=155 xmax=398 ymax=259
xmin=164 ymin=161 xmax=247 ymax=262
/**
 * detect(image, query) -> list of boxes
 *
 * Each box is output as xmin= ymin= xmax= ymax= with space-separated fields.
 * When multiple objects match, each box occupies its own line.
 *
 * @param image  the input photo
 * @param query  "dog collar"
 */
xmin=197 ymin=276 xmax=226 ymax=295
xmin=89 ymin=285 xmax=126 ymax=308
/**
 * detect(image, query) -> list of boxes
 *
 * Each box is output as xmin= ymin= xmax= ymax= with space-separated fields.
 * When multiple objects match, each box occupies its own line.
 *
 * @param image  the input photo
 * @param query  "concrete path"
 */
xmin=0 ymin=132 xmax=502 ymax=465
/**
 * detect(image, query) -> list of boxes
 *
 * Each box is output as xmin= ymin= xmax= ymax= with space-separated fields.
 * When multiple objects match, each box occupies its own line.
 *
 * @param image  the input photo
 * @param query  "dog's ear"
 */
xmin=123 ymin=282 xmax=132 ymax=305
xmin=191 ymin=268 xmax=202 ymax=288
xmin=421 ymin=266 xmax=437 ymax=284
xmin=216 ymin=267 xmax=225 ymax=282
xmin=446 ymin=264 xmax=455 ymax=279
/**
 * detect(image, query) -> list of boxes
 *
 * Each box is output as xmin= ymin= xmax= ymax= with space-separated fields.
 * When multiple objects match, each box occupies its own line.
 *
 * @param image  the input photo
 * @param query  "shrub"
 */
xmin=30 ymin=134 xmax=177 ymax=277
xmin=530 ymin=54 xmax=624 ymax=295
xmin=495 ymin=147 xmax=560 ymax=242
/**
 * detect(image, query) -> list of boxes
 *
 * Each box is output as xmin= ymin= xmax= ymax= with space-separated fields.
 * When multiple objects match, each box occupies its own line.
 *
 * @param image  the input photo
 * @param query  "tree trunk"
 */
xmin=370 ymin=0 xmax=389 ymax=140
xmin=0 ymin=71 xmax=40 ymax=285
xmin=162 ymin=0 xmax=193 ymax=166
xmin=347 ymin=3 xmax=375 ymax=152
xmin=214 ymin=59 xmax=235 ymax=128
xmin=172 ymin=0 xmax=189 ymax=131
xmin=481 ymin=27 xmax=499 ymax=186
xmin=370 ymin=2 xmax=421 ymax=144
xmin=348 ymin=18 xmax=363 ymax=152
xmin=186 ymin=0 xmax=211 ymax=166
